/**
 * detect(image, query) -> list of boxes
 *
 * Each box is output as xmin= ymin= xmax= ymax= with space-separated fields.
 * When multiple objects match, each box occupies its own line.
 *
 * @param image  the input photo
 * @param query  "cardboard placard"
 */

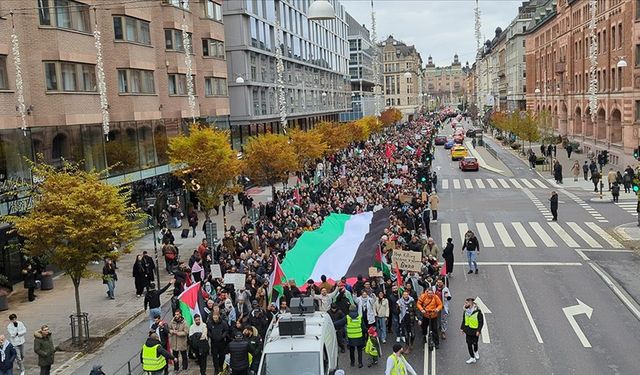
xmin=392 ymin=250 xmax=422 ymax=272
xmin=392 ymin=178 xmax=403 ymax=186
xmin=223 ymin=273 xmax=246 ymax=289
xmin=368 ymin=267 xmax=383 ymax=277
xmin=210 ymin=264 xmax=222 ymax=279
xmin=399 ymin=193 xmax=412 ymax=203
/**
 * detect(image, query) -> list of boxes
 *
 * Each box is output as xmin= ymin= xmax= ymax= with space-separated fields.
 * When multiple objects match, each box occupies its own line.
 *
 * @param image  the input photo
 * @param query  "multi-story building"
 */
xmin=423 ymin=54 xmax=465 ymax=108
xmin=342 ymin=12 xmax=379 ymax=121
xmin=380 ymin=35 xmax=422 ymax=120
xmin=223 ymin=0 xmax=350 ymax=149
xmin=0 ymin=0 xmax=228 ymax=281
xmin=525 ymin=0 xmax=637 ymax=166
xmin=463 ymin=61 xmax=477 ymax=113
xmin=504 ymin=1 xmax=536 ymax=111
xmin=476 ymin=29 xmax=504 ymax=113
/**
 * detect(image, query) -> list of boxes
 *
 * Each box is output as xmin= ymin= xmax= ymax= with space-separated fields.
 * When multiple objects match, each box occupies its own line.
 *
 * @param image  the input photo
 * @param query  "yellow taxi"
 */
xmin=450 ymin=145 xmax=468 ymax=161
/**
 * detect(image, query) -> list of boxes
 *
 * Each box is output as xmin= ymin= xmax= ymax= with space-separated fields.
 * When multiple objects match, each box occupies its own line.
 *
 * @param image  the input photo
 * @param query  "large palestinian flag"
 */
xmin=281 ymin=208 xmax=390 ymax=286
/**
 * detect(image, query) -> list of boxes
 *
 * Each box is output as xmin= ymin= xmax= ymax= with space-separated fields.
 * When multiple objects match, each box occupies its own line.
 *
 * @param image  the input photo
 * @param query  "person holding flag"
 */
xmin=267 ymin=254 xmax=287 ymax=305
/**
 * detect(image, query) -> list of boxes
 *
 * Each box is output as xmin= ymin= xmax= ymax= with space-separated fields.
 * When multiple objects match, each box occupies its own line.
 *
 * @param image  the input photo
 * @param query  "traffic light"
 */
xmin=634 ymin=147 xmax=640 ymax=160
xmin=602 ymin=150 xmax=609 ymax=165
xmin=633 ymin=177 xmax=640 ymax=193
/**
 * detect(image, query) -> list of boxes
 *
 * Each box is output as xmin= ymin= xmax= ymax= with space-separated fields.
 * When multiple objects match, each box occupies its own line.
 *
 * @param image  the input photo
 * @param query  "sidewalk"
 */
xmin=6 ymin=183 xmax=279 ymax=375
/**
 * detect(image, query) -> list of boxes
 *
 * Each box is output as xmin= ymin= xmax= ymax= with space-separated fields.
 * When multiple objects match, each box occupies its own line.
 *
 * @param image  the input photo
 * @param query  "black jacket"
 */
xmin=550 ymin=194 xmax=558 ymax=210
xmin=207 ymin=318 xmax=230 ymax=345
xmin=228 ymin=337 xmax=250 ymax=370
xmin=140 ymin=337 xmax=174 ymax=364
xmin=144 ymin=282 xmax=171 ymax=310
xmin=462 ymin=236 xmax=480 ymax=252
xmin=0 ymin=342 xmax=16 ymax=370
xmin=460 ymin=307 xmax=485 ymax=336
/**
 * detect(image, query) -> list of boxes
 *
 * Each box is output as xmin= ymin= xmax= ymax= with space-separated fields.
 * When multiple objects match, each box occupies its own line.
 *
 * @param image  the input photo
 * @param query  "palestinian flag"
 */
xmin=281 ymin=208 xmax=390 ymax=286
xmin=268 ymin=255 xmax=287 ymax=304
xmin=374 ymin=246 xmax=391 ymax=278
xmin=178 ymin=283 xmax=202 ymax=326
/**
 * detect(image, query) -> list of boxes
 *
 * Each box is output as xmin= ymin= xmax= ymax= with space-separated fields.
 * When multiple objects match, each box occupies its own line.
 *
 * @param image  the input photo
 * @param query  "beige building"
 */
xmin=379 ymin=35 xmax=422 ymax=120
xmin=423 ymin=54 xmax=465 ymax=109
xmin=0 ymin=0 xmax=228 ymax=199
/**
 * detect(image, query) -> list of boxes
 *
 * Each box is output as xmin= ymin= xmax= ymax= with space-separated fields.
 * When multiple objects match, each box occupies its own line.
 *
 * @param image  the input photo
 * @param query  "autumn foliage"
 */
xmin=379 ymin=107 xmax=403 ymax=126
xmin=243 ymin=133 xmax=298 ymax=187
xmin=289 ymin=129 xmax=328 ymax=169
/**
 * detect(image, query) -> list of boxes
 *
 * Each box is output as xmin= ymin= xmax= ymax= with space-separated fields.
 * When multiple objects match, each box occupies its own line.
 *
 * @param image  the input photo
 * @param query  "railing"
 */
xmin=484 ymin=141 xmax=498 ymax=159
xmin=113 ymin=352 xmax=143 ymax=375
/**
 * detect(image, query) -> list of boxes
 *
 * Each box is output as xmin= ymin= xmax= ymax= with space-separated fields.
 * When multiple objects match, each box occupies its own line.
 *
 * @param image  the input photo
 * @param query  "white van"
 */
xmin=257 ymin=311 xmax=340 ymax=375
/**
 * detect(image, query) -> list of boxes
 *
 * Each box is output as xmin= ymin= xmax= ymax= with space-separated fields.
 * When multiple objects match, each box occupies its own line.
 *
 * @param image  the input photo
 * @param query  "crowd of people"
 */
xmin=133 ymin=113 xmax=489 ymax=375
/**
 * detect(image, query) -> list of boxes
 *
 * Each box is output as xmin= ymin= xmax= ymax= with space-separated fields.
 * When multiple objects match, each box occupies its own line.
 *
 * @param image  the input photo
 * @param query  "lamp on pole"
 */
xmin=308 ymin=0 xmax=335 ymax=20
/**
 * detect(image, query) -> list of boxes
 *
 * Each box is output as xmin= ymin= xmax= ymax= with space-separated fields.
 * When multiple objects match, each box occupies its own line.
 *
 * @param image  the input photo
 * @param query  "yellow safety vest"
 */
xmin=142 ymin=344 xmax=167 ymax=372
xmin=346 ymin=315 xmax=363 ymax=339
xmin=464 ymin=310 xmax=479 ymax=329
xmin=389 ymin=354 xmax=407 ymax=375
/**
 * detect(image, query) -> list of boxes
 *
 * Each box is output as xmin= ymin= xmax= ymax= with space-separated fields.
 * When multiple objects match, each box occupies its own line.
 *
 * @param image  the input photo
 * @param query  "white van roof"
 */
xmin=263 ymin=312 xmax=331 ymax=353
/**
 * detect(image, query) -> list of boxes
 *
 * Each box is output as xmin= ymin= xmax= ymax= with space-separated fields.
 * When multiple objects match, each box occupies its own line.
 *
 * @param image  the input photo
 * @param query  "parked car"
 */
xmin=459 ymin=157 xmax=479 ymax=171
xmin=434 ymin=135 xmax=448 ymax=145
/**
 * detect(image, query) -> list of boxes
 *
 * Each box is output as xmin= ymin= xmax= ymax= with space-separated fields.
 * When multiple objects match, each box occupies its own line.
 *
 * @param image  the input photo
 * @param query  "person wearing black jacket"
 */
xmin=22 ymin=263 xmax=38 ymax=302
xmin=442 ymin=238 xmax=454 ymax=277
xmin=549 ymin=191 xmax=559 ymax=221
xmin=328 ymin=303 xmax=346 ymax=353
xmin=144 ymin=279 xmax=174 ymax=327
xmin=228 ymin=332 xmax=251 ymax=375
xmin=460 ymin=298 xmax=484 ymax=364
xmin=140 ymin=333 xmax=174 ymax=375
xmin=461 ymin=230 xmax=480 ymax=275
xmin=207 ymin=312 xmax=230 ymax=374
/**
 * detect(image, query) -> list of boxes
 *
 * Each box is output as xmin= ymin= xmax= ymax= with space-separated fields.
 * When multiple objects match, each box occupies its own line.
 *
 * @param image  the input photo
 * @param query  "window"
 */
xmin=636 ymin=100 xmax=640 ymax=122
xmin=202 ymin=39 xmax=225 ymax=58
xmin=164 ymin=29 xmax=192 ymax=53
xmin=44 ymin=61 xmax=96 ymax=92
xmin=168 ymin=74 xmax=195 ymax=95
xmin=0 ymin=56 xmax=7 ymax=90
xmin=117 ymin=69 xmax=155 ymax=94
xmin=205 ymin=77 xmax=228 ymax=96
xmin=636 ymin=44 xmax=640 ymax=67
xmin=113 ymin=16 xmax=151 ymax=45
xmin=39 ymin=0 xmax=91 ymax=32
xmin=163 ymin=0 xmax=189 ymax=10
xmin=205 ymin=0 xmax=223 ymax=22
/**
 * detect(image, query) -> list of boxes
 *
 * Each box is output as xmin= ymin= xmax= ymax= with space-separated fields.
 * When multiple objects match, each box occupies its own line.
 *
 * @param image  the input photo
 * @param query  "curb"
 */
xmin=614 ymin=222 xmax=640 ymax=242
xmin=464 ymin=141 xmax=506 ymax=175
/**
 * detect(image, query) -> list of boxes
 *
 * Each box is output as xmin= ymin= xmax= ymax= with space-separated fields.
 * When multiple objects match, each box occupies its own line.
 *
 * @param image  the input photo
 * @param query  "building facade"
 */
xmin=342 ymin=12 xmax=379 ymax=121
xmin=423 ymin=54 xmax=465 ymax=108
xmin=223 ymin=0 xmax=350 ymax=149
xmin=504 ymin=2 xmax=536 ymax=111
xmin=0 ymin=0 xmax=229 ymax=282
xmin=525 ymin=0 xmax=638 ymax=166
xmin=380 ymin=35 xmax=422 ymax=120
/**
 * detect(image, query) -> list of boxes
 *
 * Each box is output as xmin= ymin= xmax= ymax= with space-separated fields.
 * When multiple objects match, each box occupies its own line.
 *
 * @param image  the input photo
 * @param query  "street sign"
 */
xmin=562 ymin=298 xmax=593 ymax=348
xmin=475 ymin=296 xmax=492 ymax=344
xmin=205 ymin=221 xmax=218 ymax=246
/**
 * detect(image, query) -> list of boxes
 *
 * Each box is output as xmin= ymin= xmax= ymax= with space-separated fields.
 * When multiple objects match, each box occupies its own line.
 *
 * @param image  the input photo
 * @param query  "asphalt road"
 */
xmin=69 ymin=120 xmax=640 ymax=375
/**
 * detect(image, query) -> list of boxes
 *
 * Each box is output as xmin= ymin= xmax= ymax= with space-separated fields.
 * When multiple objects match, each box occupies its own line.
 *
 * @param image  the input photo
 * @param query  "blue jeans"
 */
xmin=467 ymin=251 xmax=478 ymax=271
xmin=106 ymin=279 xmax=115 ymax=299
xmin=376 ymin=317 xmax=387 ymax=342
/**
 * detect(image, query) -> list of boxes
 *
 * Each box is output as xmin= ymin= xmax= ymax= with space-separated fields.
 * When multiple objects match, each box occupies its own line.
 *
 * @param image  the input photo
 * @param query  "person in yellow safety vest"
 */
xmin=346 ymin=306 xmax=366 ymax=368
xmin=140 ymin=332 xmax=174 ymax=375
xmin=384 ymin=344 xmax=417 ymax=375
xmin=460 ymin=297 xmax=485 ymax=364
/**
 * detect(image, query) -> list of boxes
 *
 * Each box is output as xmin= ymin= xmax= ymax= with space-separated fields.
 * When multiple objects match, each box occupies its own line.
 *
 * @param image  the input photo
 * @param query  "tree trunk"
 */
xmin=72 ymin=276 xmax=83 ymax=339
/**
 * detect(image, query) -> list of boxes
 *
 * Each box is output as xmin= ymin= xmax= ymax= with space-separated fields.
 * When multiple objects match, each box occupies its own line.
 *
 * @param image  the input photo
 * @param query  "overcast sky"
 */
xmin=340 ymin=0 xmax=524 ymax=67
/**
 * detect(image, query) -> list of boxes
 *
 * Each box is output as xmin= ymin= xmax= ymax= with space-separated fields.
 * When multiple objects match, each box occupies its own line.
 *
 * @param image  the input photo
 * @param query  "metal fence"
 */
xmin=112 ymin=352 xmax=143 ymax=375
xmin=484 ymin=141 xmax=498 ymax=159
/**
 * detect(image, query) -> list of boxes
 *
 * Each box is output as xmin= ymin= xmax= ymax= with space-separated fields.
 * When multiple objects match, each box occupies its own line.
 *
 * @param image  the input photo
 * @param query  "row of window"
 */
xmin=38 ymin=0 xmax=221 ymax=34
xmin=0 ymin=58 xmax=226 ymax=97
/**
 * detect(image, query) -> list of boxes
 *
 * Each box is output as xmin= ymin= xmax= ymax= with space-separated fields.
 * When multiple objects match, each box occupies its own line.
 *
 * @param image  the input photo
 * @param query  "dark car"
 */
xmin=466 ymin=129 xmax=476 ymax=138
xmin=434 ymin=135 xmax=448 ymax=145
xmin=459 ymin=157 xmax=479 ymax=171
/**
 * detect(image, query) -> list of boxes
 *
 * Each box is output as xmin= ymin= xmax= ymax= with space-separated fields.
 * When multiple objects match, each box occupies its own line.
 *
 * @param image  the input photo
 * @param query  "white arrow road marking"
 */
xmin=423 ymin=342 xmax=429 ymax=375
xmin=562 ymin=299 xmax=593 ymax=348
xmin=431 ymin=345 xmax=436 ymax=375
xmin=475 ymin=297 xmax=492 ymax=344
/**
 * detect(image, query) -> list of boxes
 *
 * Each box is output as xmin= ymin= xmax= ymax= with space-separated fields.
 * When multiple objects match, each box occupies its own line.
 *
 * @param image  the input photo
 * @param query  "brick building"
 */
xmin=379 ymin=35 xmax=422 ymax=120
xmin=525 ymin=0 xmax=638 ymax=166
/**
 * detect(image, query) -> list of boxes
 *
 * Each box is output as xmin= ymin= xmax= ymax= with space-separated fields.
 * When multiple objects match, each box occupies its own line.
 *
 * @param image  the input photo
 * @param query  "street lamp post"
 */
xmin=147 ymin=206 xmax=161 ymax=285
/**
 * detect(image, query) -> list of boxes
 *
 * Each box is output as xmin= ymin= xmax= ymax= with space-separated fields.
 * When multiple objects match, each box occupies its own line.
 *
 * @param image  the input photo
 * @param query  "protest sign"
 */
xmin=392 ymin=250 xmax=422 ymax=272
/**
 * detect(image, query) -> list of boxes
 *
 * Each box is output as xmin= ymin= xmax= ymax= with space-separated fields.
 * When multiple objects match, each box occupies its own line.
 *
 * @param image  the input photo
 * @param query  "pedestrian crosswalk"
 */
xmin=561 ymin=190 xmax=608 ymax=223
xmin=436 ymin=220 xmax=623 ymax=249
xmin=615 ymin=201 xmax=638 ymax=217
xmin=439 ymin=178 xmax=551 ymax=190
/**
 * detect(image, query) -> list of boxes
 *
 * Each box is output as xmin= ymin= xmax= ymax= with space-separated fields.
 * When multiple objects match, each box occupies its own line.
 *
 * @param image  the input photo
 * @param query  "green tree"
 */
xmin=168 ymin=124 xmax=242 ymax=219
xmin=536 ymin=109 xmax=554 ymax=144
xmin=243 ymin=133 xmax=298 ymax=197
xmin=519 ymin=111 xmax=541 ymax=150
xmin=4 ymin=160 xmax=144 ymax=337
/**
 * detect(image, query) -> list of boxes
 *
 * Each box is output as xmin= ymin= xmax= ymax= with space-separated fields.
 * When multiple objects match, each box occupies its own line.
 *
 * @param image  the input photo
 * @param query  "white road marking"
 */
xmin=548 ymin=222 xmax=579 ymax=247
xmin=532 ymin=178 xmax=547 ymax=188
xmin=475 ymin=179 xmax=486 ymax=189
xmin=562 ymin=299 xmax=593 ymax=348
xmin=440 ymin=223 xmax=451 ymax=246
xmin=513 ymin=222 xmax=536 ymax=247
xmin=458 ymin=223 xmax=469 ymax=245
xmin=442 ymin=179 xmax=449 ymax=189
xmin=475 ymin=297 xmax=492 ymax=344
xmin=521 ymin=179 xmax=536 ymax=189
xmin=567 ymin=222 xmax=602 ymax=248
xmin=453 ymin=262 xmax=583 ymax=266
xmin=588 ymin=263 xmax=640 ymax=321
xmin=487 ymin=179 xmax=498 ymax=188
xmin=464 ymin=179 xmax=473 ymax=189
xmin=508 ymin=265 xmax=544 ymax=343
xmin=494 ymin=222 xmax=515 ymax=247
xmin=431 ymin=345 xmax=436 ymax=375
xmin=498 ymin=178 xmax=510 ymax=188
xmin=509 ymin=179 xmax=523 ymax=189
xmin=423 ymin=342 xmax=429 ymax=375
xmin=453 ymin=179 xmax=461 ymax=189
xmin=476 ymin=223 xmax=494 ymax=247
xmin=529 ymin=222 xmax=557 ymax=247
xmin=584 ymin=222 xmax=623 ymax=248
